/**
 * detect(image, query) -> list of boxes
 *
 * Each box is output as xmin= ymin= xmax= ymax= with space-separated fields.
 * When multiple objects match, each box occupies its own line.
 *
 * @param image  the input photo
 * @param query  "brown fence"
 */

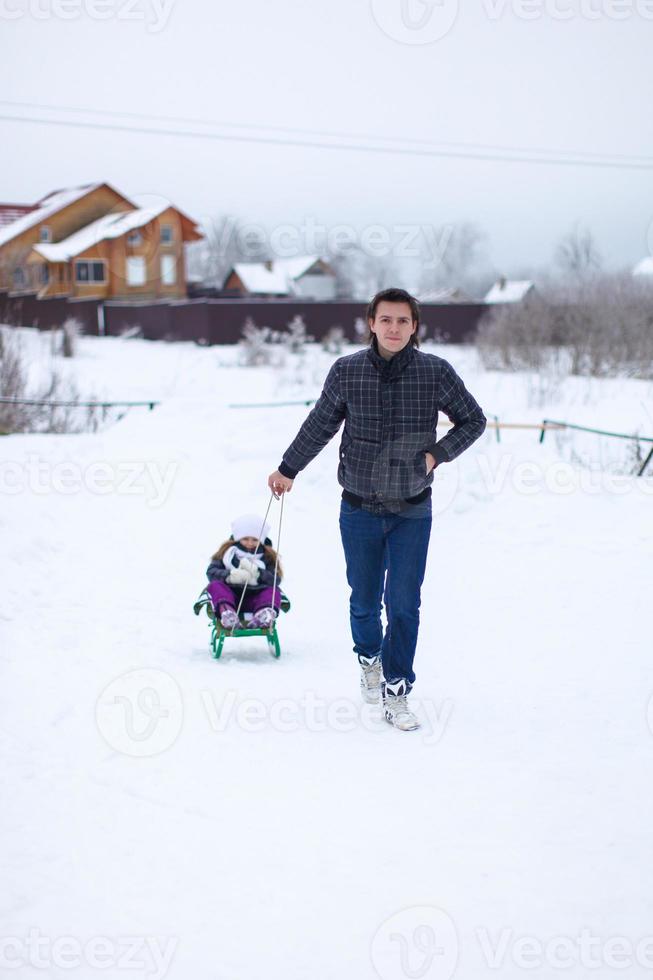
xmin=0 ymin=292 xmax=102 ymax=334
xmin=0 ymin=293 xmax=488 ymax=344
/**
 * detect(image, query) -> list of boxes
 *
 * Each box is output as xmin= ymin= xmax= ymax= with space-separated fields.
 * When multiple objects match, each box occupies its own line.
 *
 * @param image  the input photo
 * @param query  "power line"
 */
xmin=1 ymin=98 xmax=652 ymax=165
xmin=1 ymin=106 xmax=652 ymax=170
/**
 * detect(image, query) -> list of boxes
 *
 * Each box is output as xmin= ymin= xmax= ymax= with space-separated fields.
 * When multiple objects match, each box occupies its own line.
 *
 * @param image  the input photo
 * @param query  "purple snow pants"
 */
xmin=206 ymin=581 xmax=281 ymax=616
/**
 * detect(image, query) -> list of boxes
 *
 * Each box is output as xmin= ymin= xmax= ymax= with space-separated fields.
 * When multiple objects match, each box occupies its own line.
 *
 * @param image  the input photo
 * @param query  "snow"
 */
xmin=633 ymin=256 xmax=653 ymax=277
xmin=0 ymin=183 xmax=106 ymax=248
xmin=2 ymin=327 xmax=652 ymax=980
xmin=33 ymin=205 xmax=170 ymax=263
xmin=277 ymin=255 xmax=323 ymax=281
xmin=232 ymin=261 xmax=288 ymax=294
xmin=485 ymin=279 xmax=535 ymax=303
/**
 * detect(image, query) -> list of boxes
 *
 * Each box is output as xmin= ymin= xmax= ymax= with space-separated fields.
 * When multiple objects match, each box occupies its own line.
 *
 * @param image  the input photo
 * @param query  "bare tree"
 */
xmin=419 ymin=222 xmax=489 ymax=295
xmin=186 ymin=215 xmax=269 ymax=288
xmin=555 ymin=224 xmax=602 ymax=281
xmin=327 ymin=244 xmax=400 ymax=301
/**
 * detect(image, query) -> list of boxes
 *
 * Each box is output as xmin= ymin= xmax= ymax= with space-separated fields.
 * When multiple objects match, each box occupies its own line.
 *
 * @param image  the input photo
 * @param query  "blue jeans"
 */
xmin=339 ymin=497 xmax=432 ymax=689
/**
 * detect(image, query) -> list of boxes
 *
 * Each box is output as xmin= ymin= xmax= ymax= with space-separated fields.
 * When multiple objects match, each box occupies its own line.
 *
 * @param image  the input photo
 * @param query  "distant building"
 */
xmin=223 ymin=255 xmax=337 ymax=300
xmin=418 ymin=286 xmax=471 ymax=304
xmin=484 ymin=277 xmax=535 ymax=304
xmin=633 ymin=257 xmax=653 ymax=278
xmin=0 ymin=202 xmax=35 ymax=228
xmin=0 ymin=181 xmax=202 ymax=300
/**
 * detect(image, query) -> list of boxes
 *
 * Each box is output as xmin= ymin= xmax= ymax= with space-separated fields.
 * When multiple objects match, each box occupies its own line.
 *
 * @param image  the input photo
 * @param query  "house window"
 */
xmin=127 ymin=231 xmax=143 ymax=246
xmin=40 ymin=226 xmax=51 ymax=242
xmin=160 ymin=224 xmax=173 ymax=245
xmin=160 ymin=254 xmax=176 ymax=285
xmin=75 ymin=261 xmax=106 ymax=283
xmin=40 ymin=265 xmax=50 ymax=284
xmin=127 ymin=256 xmax=146 ymax=286
xmin=13 ymin=267 xmax=26 ymax=288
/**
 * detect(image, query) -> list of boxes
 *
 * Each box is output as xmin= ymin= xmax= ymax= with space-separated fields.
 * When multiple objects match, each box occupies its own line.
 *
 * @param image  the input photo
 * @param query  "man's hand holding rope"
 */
xmin=268 ymin=470 xmax=294 ymax=498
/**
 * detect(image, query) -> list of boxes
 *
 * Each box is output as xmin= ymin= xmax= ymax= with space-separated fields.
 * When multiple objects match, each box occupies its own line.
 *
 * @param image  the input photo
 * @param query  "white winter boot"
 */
xmin=219 ymin=606 xmax=240 ymax=630
xmin=249 ymin=607 xmax=277 ymax=630
xmin=359 ymin=655 xmax=382 ymax=704
xmin=382 ymin=679 xmax=420 ymax=731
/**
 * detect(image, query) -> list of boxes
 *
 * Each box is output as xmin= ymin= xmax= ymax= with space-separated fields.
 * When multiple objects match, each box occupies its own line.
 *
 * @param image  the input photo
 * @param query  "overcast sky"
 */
xmin=1 ymin=0 xmax=652 ymax=280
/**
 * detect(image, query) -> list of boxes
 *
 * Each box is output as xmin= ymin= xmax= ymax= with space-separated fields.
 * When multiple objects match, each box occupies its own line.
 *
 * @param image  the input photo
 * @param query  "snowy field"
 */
xmin=2 ymin=326 xmax=653 ymax=980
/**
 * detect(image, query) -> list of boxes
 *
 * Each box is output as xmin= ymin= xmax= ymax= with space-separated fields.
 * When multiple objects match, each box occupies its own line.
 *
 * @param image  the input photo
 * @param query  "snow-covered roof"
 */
xmin=484 ymin=279 xmax=534 ymax=304
xmin=419 ymin=287 xmax=468 ymax=303
xmin=0 ymin=182 xmax=105 ymax=248
xmin=231 ymin=255 xmax=324 ymax=295
xmin=32 ymin=204 xmax=169 ymax=262
xmin=232 ymin=263 xmax=287 ymax=295
xmin=633 ymin=257 xmax=653 ymax=277
xmin=276 ymin=255 xmax=322 ymax=280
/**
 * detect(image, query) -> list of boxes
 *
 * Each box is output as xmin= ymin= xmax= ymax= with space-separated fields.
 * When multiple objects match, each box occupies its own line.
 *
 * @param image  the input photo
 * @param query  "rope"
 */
xmin=229 ymin=491 xmax=285 ymax=635
xmin=270 ymin=492 xmax=284 ymax=609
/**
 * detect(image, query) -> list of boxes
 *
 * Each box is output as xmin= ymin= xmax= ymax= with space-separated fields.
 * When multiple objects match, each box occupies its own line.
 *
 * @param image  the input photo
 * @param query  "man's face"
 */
xmin=368 ymin=301 xmax=417 ymax=356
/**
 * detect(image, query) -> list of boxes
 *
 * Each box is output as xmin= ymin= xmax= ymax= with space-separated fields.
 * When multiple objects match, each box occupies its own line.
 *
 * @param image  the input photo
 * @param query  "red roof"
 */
xmin=0 ymin=203 xmax=36 ymax=228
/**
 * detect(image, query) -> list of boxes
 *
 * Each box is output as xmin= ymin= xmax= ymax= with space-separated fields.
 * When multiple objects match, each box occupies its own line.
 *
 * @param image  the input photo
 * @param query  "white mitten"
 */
xmin=238 ymin=557 xmax=261 ymax=583
xmin=227 ymin=567 xmax=250 ymax=586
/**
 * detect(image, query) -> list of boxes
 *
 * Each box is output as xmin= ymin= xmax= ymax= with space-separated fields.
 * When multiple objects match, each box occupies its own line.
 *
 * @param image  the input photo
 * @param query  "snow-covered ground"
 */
xmin=2 ymin=327 xmax=652 ymax=980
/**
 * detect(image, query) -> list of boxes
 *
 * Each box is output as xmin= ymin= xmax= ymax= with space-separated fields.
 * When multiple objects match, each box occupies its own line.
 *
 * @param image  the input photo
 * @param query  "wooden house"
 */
xmin=0 ymin=182 xmax=202 ymax=301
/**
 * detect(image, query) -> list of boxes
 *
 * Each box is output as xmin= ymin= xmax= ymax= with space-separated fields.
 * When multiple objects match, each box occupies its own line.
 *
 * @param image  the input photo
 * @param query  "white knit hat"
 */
xmin=231 ymin=513 xmax=271 ymax=544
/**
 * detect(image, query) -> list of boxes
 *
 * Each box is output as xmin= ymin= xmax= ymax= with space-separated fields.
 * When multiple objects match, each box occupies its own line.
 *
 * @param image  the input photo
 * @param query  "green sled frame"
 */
xmin=193 ymin=590 xmax=291 ymax=659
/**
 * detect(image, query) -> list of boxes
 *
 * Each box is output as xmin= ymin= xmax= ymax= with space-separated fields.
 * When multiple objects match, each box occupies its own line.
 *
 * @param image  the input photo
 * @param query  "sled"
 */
xmin=193 ymin=589 xmax=291 ymax=659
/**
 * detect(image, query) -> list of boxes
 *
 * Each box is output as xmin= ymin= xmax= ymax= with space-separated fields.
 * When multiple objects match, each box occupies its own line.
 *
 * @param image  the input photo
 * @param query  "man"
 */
xmin=268 ymin=288 xmax=486 ymax=731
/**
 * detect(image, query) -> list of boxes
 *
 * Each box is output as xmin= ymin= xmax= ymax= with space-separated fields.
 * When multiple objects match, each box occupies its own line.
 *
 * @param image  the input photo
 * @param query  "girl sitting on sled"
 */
xmin=206 ymin=513 xmax=283 ymax=630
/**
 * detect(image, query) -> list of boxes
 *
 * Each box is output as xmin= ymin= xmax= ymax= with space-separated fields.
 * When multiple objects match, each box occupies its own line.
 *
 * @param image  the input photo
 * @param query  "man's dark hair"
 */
xmin=366 ymin=288 xmax=420 ymax=347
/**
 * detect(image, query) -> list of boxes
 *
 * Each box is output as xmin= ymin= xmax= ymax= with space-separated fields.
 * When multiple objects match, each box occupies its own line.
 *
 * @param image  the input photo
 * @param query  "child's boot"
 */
xmin=250 ymin=607 xmax=277 ymax=629
xmin=219 ymin=605 xmax=240 ymax=629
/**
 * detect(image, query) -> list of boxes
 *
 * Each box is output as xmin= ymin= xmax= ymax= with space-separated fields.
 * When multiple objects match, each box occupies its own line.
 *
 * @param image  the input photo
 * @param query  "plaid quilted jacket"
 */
xmin=278 ymin=341 xmax=487 ymax=504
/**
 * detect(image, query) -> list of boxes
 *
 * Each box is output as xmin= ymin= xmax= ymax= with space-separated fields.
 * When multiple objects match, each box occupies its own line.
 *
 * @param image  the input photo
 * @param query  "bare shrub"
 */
xmin=477 ymin=275 xmax=653 ymax=382
xmin=48 ymin=317 xmax=83 ymax=358
xmin=0 ymin=328 xmax=31 ymax=432
xmin=558 ymin=275 xmax=653 ymax=378
xmin=119 ymin=324 xmax=143 ymax=339
xmin=61 ymin=316 xmax=82 ymax=358
xmin=281 ymin=314 xmax=313 ymax=354
xmin=239 ymin=317 xmax=275 ymax=366
xmin=0 ymin=326 xmax=99 ymax=434
xmin=321 ymin=325 xmax=345 ymax=354
xmin=477 ymin=294 xmax=561 ymax=372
